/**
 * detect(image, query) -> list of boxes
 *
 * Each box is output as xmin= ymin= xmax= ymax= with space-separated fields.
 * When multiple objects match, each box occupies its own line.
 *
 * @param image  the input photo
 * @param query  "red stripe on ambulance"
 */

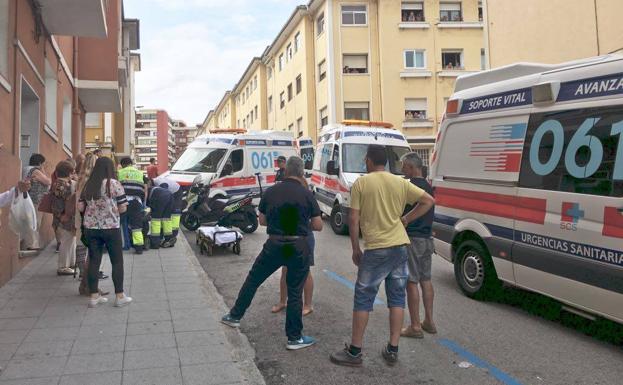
xmin=435 ymin=187 xmax=546 ymax=225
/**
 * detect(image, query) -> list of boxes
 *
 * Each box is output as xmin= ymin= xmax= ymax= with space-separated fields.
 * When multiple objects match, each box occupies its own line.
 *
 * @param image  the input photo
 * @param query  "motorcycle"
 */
xmin=180 ymin=174 xmax=263 ymax=233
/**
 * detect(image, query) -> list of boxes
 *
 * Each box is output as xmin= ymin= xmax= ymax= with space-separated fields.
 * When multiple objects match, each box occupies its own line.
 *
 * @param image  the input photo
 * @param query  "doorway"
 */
xmin=19 ymin=78 xmax=40 ymax=176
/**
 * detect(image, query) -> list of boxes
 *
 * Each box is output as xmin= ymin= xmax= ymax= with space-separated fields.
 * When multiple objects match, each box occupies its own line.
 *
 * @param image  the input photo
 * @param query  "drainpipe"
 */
xmin=12 ymin=0 xmax=19 ymax=157
xmin=72 ymin=37 xmax=80 ymax=155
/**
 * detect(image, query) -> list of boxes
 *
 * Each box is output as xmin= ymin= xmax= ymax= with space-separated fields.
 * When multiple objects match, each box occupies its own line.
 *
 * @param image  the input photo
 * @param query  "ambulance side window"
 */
xmin=519 ymin=105 xmax=623 ymax=197
xmin=230 ymin=149 xmax=244 ymax=173
xmin=332 ymin=144 xmax=340 ymax=168
xmin=319 ymin=144 xmax=333 ymax=173
xmin=312 ymin=146 xmax=323 ymax=171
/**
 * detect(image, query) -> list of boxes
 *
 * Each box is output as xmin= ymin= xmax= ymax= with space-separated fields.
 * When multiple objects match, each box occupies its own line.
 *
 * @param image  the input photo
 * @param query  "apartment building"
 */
xmin=172 ymin=120 xmax=198 ymax=160
xmin=202 ymin=0 xmax=484 ymax=164
xmin=134 ymin=109 xmax=175 ymax=174
xmin=484 ymin=0 xmax=623 ymax=68
xmin=0 ymin=0 xmax=136 ymax=286
xmin=214 ymin=91 xmax=236 ymax=130
xmin=234 ymin=57 xmax=268 ymax=130
xmin=264 ymin=6 xmax=318 ymax=137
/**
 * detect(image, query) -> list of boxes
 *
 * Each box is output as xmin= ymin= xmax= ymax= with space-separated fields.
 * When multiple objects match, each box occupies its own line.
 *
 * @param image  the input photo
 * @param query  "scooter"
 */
xmin=180 ymin=174 xmax=263 ymax=233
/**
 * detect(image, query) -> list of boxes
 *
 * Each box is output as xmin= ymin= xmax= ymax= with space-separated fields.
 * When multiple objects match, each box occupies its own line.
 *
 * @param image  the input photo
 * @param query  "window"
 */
xmin=317 ymin=13 xmax=325 ymax=36
xmin=296 ymin=75 xmax=302 ymax=94
xmin=45 ymin=60 xmax=57 ymax=134
xmin=279 ymin=54 xmax=284 ymax=71
xmin=342 ymin=5 xmax=367 ymax=25
xmin=440 ymin=2 xmax=462 ymax=21
xmin=294 ymin=32 xmax=301 ymax=53
xmin=344 ymin=102 xmax=369 ymax=121
xmin=62 ymin=98 xmax=72 ymax=151
xmin=286 ymin=43 xmax=293 ymax=61
xmin=287 ymin=83 xmax=293 ymax=101
xmin=243 ymin=118 xmax=246 ymax=128
xmin=401 ymin=2 xmax=425 ymax=22
xmin=250 ymin=110 xmax=253 ymax=124
xmin=343 ymin=144 xmax=409 ymax=174
xmin=481 ymin=48 xmax=486 ymax=70
xmin=280 ymin=92 xmax=285 ymax=109
xmin=318 ymin=144 xmax=333 ymax=173
xmin=267 ymin=66 xmax=273 ymax=79
xmin=85 ymin=113 xmax=100 ymax=128
xmin=343 ymin=54 xmax=368 ymax=74
xmin=0 ymin=0 xmax=8 ymax=81
xmin=288 ymin=123 xmax=294 ymax=132
xmin=253 ymin=76 xmax=257 ymax=91
xmin=254 ymin=106 xmax=258 ymax=119
xmin=413 ymin=148 xmax=431 ymax=167
xmin=478 ymin=1 xmax=483 ymax=21
xmin=404 ymin=50 xmax=426 ymax=69
xmin=442 ymin=50 xmax=463 ymax=69
xmin=320 ymin=107 xmax=328 ymax=127
xmin=268 ymin=96 xmax=273 ymax=113
xmin=405 ymin=98 xmax=427 ymax=120
xmin=318 ymin=60 xmax=327 ymax=82
xmin=519 ymin=105 xmax=623 ymax=197
xmin=237 ymin=119 xmax=240 ymax=127
xmin=296 ymin=117 xmax=303 ymax=137
xmin=224 ymin=149 xmax=244 ymax=175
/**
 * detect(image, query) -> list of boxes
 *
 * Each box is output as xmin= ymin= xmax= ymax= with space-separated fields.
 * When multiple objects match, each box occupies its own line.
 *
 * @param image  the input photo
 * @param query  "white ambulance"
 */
xmin=431 ymin=54 xmax=623 ymax=323
xmin=164 ymin=130 xmax=297 ymax=198
xmin=310 ymin=120 xmax=412 ymax=234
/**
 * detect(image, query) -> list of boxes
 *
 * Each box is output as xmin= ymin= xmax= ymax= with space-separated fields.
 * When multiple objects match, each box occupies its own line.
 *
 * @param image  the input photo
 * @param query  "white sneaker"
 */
xmin=115 ymin=295 xmax=133 ymax=307
xmin=88 ymin=295 xmax=108 ymax=308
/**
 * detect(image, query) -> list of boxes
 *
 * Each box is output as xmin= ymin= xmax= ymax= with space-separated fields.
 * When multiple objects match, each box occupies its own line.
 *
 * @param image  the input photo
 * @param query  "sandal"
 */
xmin=401 ymin=326 xmax=424 ymax=339
xmin=303 ymin=308 xmax=314 ymax=316
xmin=422 ymin=321 xmax=438 ymax=334
xmin=271 ymin=303 xmax=286 ymax=313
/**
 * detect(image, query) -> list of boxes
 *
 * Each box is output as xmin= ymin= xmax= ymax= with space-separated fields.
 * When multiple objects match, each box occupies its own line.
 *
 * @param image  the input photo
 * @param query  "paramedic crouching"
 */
xmin=221 ymin=156 xmax=323 ymax=350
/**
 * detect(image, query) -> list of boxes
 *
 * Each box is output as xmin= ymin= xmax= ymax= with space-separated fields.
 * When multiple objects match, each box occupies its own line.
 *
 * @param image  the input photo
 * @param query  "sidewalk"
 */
xmin=0 ymin=233 xmax=265 ymax=385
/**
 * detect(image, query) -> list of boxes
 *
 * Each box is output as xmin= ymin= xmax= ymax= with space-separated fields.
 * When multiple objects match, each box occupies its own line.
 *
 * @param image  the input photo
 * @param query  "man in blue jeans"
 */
xmin=330 ymin=144 xmax=434 ymax=367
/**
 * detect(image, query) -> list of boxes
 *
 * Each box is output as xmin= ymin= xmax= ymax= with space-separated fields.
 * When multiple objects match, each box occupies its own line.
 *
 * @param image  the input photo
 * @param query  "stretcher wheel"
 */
xmin=207 ymin=245 xmax=213 ymax=256
xmin=233 ymin=242 xmax=241 ymax=255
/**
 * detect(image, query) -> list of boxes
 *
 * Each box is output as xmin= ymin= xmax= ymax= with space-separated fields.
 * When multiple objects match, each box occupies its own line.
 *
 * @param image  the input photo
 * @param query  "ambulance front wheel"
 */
xmin=181 ymin=212 xmax=201 ymax=231
xmin=454 ymin=240 xmax=502 ymax=300
xmin=330 ymin=205 xmax=349 ymax=235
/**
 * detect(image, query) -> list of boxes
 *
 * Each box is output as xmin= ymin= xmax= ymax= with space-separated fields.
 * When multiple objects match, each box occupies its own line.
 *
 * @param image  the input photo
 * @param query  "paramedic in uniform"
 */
xmin=275 ymin=156 xmax=287 ymax=182
xmin=118 ymin=158 xmax=147 ymax=254
xmin=221 ymin=156 xmax=322 ymax=350
xmin=148 ymin=178 xmax=175 ymax=249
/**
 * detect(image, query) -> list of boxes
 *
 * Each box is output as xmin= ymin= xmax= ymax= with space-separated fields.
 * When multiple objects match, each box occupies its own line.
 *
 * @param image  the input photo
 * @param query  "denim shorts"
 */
xmin=354 ymin=245 xmax=409 ymax=312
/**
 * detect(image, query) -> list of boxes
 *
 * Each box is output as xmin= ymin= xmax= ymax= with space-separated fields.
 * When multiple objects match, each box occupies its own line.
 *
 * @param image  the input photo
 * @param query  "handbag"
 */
xmin=38 ymin=192 xmax=53 ymax=213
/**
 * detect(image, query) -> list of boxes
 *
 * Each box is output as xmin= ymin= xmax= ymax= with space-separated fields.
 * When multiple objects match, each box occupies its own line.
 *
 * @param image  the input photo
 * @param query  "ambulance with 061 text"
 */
xmin=430 ymin=54 xmax=623 ymax=323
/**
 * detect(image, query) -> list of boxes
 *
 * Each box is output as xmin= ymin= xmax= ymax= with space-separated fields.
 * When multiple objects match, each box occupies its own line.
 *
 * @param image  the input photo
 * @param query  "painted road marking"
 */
xmin=323 ymin=269 xmax=385 ymax=306
xmin=323 ymin=269 xmax=524 ymax=385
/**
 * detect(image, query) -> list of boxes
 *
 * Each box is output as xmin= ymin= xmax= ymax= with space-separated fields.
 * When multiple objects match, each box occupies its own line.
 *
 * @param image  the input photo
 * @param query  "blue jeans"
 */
xmin=354 ymin=245 xmax=409 ymax=312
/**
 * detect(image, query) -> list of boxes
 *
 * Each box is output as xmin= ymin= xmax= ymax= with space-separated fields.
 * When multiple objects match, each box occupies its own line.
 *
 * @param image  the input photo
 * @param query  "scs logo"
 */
xmin=560 ymin=202 xmax=584 ymax=231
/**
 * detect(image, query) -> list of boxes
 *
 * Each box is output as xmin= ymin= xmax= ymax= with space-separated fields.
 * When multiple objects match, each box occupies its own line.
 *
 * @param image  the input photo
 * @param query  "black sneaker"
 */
xmin=381 ymin=345 xmax=398 ymax=366
xmin=330 ymin=344 xmax=363 ymax=367
xmin=98 ymin=271 xmax=108 ymax=280
xmin=134 ymin=247 xmax=143 ymax=255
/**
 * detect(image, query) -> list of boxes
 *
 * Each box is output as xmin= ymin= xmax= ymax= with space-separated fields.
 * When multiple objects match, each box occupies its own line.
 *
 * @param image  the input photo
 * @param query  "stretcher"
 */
xmin=196 ymin=225 xmax=243 ymax=256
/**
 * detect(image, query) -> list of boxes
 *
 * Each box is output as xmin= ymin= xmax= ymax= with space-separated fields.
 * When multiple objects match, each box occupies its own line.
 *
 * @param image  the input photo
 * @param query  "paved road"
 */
xmin=185 ymin=223 xmax=623 ymax=385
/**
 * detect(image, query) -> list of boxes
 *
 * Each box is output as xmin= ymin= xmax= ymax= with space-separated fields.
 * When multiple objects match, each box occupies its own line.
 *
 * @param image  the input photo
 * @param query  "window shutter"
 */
xmin=405 ymin=98 xmax=427 ymax=111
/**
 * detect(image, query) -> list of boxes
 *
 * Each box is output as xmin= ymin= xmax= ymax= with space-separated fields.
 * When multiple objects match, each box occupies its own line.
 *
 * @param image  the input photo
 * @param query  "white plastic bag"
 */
xmin=9 ymin=191 xmax=37 ymax=238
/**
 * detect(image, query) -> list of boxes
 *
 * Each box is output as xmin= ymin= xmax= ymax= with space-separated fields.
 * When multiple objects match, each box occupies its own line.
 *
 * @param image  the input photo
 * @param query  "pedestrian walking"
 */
xmin=399 ymin=152 xmax=437 ymax=338
xmin=118 ymin=157 xmax=148 ymax=254
xmin=79 ymin=157 xmax=132 ymax=308
xmin=329 ymin=144 xmax=434 ymax=367
xmin=50 ymin=161 xmax=77 ymax=276
xmin=23 ymin=153 xmax=51 ymax=251
xmin=222 ymin=156 xmax=322 ymax=350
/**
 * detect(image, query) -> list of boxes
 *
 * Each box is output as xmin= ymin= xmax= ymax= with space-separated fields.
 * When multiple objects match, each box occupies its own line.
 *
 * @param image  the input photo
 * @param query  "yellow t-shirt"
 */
xmin=350 ymin=171 xmax=425 ymax=250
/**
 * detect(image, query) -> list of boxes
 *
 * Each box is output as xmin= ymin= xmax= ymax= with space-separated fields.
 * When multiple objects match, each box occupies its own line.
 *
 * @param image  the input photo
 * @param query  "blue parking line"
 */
xmin=438 ymin=338 xmax=524 ymax=385
xmin=323 ymin=269 xmax=385 ymax=306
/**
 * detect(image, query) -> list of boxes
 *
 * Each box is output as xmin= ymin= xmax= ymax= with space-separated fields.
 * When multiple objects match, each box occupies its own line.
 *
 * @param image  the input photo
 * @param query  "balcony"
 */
xmin=39 ymin=0 xmax=107 ymax=38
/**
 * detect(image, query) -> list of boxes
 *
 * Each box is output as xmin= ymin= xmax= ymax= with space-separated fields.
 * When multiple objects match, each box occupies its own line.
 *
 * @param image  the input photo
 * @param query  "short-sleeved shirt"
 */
xmin=82 ymin=179 xmax=127 ymax=230
xmin=404 ymin=177 xmax=434 ymax=238
xmin=146 ymin=164 xmax=159 ymax=180
xmin=258 ymin=178 xmax=321 ymax=236
xmin=351 ymin=171 xmax=424 ymax=250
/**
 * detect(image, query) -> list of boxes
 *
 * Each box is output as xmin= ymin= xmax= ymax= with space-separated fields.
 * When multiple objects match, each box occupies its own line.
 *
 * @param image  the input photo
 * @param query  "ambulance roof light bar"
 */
xmin=209 ymin=128 xmax=247 ymax=134
xmin=341 ymin=120 xmax=394 ymax=129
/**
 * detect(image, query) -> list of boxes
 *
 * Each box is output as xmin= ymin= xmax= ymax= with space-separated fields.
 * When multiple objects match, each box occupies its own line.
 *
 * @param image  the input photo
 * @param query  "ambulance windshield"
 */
xmin=172 ymin=148 xmax=227 ymax=173
xmin=342 ymin=144 xmax=410 ymax=174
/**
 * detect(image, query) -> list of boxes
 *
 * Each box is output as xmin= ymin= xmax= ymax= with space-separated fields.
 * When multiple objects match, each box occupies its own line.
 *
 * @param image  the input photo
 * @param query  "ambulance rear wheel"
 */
xmin=454 ymin=240 xmax=502 ymax=300
xmin=330 ymin=205 xmax=349 ymax=235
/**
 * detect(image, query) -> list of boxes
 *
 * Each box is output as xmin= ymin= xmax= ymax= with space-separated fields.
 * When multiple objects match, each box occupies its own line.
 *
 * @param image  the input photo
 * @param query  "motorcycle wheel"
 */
xmin=240 ymin=211 xmax=258 ymax=234
xmin=181 ymin=212 xmax=201 ymax=231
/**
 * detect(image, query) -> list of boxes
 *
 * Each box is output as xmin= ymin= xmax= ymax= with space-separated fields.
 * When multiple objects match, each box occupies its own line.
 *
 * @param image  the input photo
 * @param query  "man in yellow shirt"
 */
xmin=330 ymin=144 xmax=434 ymax=367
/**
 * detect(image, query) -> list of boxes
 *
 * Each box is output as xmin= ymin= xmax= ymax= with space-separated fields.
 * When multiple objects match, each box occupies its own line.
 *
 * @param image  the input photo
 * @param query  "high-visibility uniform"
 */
xmin=171 ymin=190 xmax=185 ymax=239
xmin=118 ymin=166 xmax=146 ymax=252
xmin=148 ymin=186 xmax=173 ymax=249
